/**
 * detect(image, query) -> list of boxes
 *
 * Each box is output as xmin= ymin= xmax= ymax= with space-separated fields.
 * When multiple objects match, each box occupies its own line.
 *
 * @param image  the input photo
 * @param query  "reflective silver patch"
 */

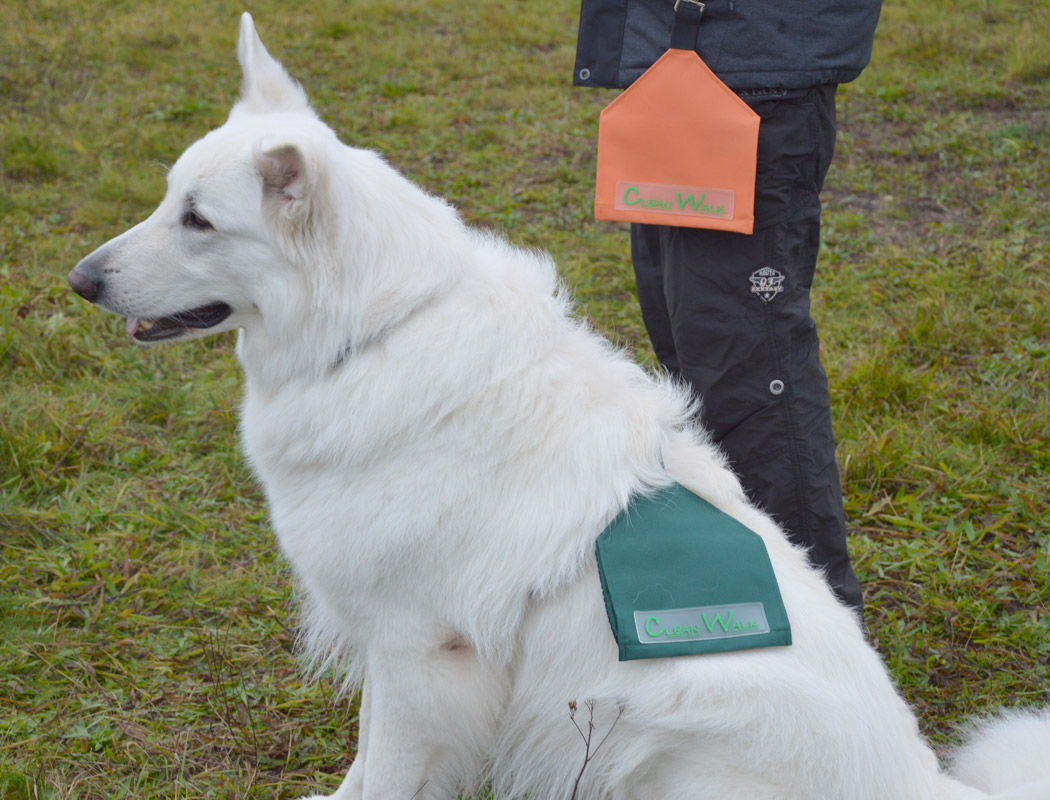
xmin=634 ymin=603 xmax=770 ymax=644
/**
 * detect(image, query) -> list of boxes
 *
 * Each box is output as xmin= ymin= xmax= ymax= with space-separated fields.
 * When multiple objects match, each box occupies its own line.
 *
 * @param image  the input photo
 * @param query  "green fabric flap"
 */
xmin=596 ymin=484 xmax=791 ymax=661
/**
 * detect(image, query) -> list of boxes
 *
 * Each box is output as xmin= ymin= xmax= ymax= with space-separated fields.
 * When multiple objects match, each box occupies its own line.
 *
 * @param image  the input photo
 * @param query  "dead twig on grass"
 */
xmin=568 ymin=699 xmax=624 ymax=800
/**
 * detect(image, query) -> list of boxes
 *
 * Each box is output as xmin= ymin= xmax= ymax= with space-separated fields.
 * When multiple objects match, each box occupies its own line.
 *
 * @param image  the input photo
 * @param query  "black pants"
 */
xmin=630 ymin=84 xmax=863 ymax=613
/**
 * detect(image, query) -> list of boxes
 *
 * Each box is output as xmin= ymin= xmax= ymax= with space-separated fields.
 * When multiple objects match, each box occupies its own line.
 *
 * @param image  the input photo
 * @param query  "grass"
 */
xmin=2 ymin=0 xmax=1048 ymax=797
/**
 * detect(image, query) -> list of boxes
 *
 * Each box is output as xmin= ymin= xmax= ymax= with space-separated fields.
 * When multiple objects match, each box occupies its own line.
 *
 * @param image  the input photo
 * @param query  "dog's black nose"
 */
xmin=68 ymin=265 xmax=100 ymax=301
xmin=68 ymin=250 xmax=108 ymax=302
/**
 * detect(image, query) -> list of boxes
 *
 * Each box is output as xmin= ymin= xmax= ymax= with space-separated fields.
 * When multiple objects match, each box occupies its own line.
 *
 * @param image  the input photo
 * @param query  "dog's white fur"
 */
xmin=72 ymin=15 xmax=1050 ymax=800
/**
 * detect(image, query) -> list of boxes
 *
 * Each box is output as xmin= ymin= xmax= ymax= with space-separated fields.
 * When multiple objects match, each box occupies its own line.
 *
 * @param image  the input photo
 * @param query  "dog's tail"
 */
xmin=946 ymin=708 xmax=1050 ymax=799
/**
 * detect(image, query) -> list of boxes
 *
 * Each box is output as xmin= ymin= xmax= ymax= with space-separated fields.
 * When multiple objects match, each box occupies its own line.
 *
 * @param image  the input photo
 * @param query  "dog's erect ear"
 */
xmin=255 ymin=141 xmax=311 ymax=219
xmin=237 ymin=13 xmax=309 ymax=114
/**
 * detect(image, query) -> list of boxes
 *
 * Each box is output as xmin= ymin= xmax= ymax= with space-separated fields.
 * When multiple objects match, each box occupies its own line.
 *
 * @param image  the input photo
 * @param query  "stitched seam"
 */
xmin=763 ymin=307 xmax=812 ymax=545
xmin=615 ymin=0 xmax=632 ymax=86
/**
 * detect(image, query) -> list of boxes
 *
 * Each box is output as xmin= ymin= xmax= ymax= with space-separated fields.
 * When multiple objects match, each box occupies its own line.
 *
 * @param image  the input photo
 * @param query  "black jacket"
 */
xmin=573 ymin=0 xmax=881 ymax=90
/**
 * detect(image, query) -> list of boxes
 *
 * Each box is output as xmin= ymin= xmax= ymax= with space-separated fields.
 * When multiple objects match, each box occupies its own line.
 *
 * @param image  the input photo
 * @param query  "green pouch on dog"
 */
xmin=596 ymin=483 xmax=791 ymax=661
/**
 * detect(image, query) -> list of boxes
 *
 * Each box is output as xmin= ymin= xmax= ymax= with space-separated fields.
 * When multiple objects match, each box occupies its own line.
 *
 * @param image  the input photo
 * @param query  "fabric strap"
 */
xmin=669 ymin=0 xmax=704 ymax=51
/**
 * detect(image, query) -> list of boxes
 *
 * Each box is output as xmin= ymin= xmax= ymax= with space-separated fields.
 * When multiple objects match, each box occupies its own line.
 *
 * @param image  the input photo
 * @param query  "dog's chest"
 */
xmin=239 ymin=384 xmax=481 ymax=582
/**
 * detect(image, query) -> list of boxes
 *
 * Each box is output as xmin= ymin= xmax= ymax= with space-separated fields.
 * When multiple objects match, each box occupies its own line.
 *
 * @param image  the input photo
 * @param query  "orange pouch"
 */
xmin=594 ymin=1 xmax=760 ymax=234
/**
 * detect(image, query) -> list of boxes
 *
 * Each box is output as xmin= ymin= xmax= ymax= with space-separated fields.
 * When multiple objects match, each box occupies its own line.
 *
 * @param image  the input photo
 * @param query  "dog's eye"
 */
xmin=182 ymin=209 xmax=214 ymax=231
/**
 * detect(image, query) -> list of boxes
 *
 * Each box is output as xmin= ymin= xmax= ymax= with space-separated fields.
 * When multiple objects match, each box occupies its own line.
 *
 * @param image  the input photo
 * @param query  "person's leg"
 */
xmin=630 ymin=222 xmax=681 ymax=378
xmin=634 ymin=85 xmax=862 ymax=613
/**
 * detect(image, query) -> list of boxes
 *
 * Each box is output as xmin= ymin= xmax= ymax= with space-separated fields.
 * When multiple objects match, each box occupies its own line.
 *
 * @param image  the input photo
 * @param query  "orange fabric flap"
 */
xmin=595 ymin=48 xmax=760 ymax=234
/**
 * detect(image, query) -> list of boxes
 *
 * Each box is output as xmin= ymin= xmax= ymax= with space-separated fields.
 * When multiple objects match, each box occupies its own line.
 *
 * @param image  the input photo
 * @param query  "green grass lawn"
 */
xmin=2 ymin=0 xmax=1048 ymax=797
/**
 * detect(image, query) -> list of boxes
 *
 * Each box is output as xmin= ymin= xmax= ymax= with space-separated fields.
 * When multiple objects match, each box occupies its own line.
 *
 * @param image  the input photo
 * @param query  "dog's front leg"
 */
xmin=316 ymin=637 xmax=509 ymax=800
xmin=309 ymin=685 xmax=371 ymax=800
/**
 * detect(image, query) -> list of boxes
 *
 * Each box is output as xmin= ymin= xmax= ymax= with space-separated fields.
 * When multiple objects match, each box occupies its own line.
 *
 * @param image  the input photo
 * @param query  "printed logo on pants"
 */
xmin=749 ymin=267 xmax=785 ymax=303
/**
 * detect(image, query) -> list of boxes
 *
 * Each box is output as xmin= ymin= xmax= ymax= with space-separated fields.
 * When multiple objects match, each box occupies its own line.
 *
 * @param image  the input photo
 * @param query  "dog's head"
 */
xmin=69 ymin=14 xmax=435 ymax=360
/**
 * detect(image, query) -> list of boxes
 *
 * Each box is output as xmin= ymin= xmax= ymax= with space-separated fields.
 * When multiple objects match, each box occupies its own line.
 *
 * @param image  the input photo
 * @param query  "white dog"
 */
xmin=69 ymin=15 xmax=1050 ymax=800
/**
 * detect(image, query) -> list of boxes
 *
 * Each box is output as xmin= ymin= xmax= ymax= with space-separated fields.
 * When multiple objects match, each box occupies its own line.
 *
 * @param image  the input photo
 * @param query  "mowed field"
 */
xmin=2 ymin=0 xmax=1048 ymax=797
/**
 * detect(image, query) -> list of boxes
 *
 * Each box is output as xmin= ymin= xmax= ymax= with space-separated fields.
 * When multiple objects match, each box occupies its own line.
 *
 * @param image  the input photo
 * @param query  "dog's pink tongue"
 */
xmin=126 ymin=318 xmax=140 ymax=337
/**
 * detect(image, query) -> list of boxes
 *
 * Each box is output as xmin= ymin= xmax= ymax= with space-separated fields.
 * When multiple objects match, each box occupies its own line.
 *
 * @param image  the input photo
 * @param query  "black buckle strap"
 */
xmin=670 ymin=0 xmax=705 ymax=51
